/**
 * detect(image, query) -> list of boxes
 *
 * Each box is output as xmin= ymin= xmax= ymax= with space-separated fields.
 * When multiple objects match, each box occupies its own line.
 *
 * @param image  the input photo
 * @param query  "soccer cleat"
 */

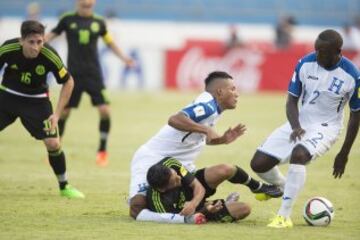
xmin=60 ymin=185 xmax=85 ymax=199
xmin=225 ymin=192 xmax=240 ymax=203
xmin=255 ymin=193 xmax=271 ymax=201
xmin=252 ymin=183 xmax=283 ymax=201
xmin=184 ymin=213 xmax=207 ymax=224
xmin=96 ymin=151 xmax=108 ymax=167
xmin=267 ymin=215 xmax=293 ymax=228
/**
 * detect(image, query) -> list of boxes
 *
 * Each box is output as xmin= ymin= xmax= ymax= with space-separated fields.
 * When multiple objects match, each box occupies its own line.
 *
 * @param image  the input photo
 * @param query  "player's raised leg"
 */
xmin=250 ymin=150 xmax=287 ymax=200
xmin=204 ymin=164 xmax=283 ymax=199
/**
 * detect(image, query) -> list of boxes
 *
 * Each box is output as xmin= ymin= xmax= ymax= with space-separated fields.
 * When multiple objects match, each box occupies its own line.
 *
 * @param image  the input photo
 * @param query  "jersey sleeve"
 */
xmin=100 ymin=19 xmax=113 ymax=44
xmin=349 ymin=76 xmax=360 ymax=112
xmin=0 ymin=42 xmax=8 ymax=69
xmin=0 ymin=54 xmax=4 ymax=70
xmin=288 ymin=59 xmax=303 ymax=97
xmin=161 ymin=157 xmax=195 ymax=186
xmin=51 ymin=16 xmax=67 ymax=35
xmin=0 ymin=39 xmax=21 ymax=70
xmin=181 ymin=101 xmax=217 ymax=123
xmin=41 ymin=45 xmax=70 ymax=84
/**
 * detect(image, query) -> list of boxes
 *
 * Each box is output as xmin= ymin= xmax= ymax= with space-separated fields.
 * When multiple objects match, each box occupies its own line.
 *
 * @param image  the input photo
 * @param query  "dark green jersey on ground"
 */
xmin=146 ymin=157 xmax=195 ymax=213
xmin=0 ymin=38 xmax=70 ymax=96
xmin=51 ymin=12 xmax=108 ymax=80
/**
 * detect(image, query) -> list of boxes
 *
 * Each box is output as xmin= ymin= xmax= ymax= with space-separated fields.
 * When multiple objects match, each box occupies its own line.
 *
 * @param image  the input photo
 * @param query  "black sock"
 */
xmin=48 ymin=149 xmax=68 ymax=190
xmin=98 ymin=118 xmax=110 ymax=152
xmin=228 ymin=166 xmax=260 ymax=191
xmin=58 ymin=118 xmax=67 ymax=137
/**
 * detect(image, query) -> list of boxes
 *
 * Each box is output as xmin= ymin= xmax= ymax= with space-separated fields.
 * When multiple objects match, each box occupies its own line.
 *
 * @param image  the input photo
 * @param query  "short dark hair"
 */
xmin=147 ymin=164 xmax=172 ymax=190
xmin=204 ymin=71 xmax=233 ymax=88
xmin=318 ymin=29 xmax=343 ymax=48
xmin=20 ymin=20 xmax=45 ymax=39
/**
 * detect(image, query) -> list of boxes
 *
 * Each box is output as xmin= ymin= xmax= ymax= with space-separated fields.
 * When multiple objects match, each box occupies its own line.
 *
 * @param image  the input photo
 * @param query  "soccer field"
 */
xmin=0 ymin=91 xmax=359 ymax=240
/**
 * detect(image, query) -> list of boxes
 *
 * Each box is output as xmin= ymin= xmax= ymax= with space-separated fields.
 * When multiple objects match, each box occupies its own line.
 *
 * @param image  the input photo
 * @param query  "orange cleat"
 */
xmin=96 ymin=151 xmax=108 ymax=167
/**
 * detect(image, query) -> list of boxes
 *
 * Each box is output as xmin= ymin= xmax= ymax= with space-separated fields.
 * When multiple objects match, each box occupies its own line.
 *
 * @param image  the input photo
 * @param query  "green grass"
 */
xmin=0 ymin=91 xmax=359 ymax=240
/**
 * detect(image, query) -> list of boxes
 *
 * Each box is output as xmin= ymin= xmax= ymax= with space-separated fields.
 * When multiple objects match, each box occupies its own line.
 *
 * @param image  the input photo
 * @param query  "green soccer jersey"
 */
xmin=146 ymin=157 xmax=195 ymax=213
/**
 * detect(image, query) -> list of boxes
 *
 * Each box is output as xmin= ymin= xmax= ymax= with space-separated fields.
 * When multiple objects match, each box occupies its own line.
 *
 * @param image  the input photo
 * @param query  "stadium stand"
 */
xmin=0 ymin=0 xmax=359 ymax=26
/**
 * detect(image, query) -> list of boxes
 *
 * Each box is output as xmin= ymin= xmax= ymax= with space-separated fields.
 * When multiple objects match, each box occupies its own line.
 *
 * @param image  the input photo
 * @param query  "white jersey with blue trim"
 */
xmin=144 ymin=91 xmax=222 ymax=172
xmin=288 ymin=52 xmax=360 ymax=130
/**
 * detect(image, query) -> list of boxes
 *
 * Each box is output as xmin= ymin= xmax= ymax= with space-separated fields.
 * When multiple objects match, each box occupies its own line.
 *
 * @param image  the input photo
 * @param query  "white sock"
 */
xmin=278 ymin=164 xmax=306 ymax=218
xmin=136 ymin=209 xmax=185 ymax=223
xmin=256 ymin=166 xmax=286 ymax=190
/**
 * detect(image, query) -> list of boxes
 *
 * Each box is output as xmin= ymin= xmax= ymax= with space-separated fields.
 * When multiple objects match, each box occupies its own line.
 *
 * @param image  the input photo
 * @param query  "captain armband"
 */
xmin=103 ymin=32 xmax=114 ymax=44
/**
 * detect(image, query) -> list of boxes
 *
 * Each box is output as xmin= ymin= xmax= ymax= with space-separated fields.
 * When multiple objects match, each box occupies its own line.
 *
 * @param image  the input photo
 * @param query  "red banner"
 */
xmin=165 ymin=40 xmax=360 ymax=92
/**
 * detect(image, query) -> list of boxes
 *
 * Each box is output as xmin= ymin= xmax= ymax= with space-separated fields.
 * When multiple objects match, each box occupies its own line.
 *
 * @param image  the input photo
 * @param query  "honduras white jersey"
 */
xmin=144 ymin=91 xmax=222 ymax=172
xmin=288 ymin=53 xmax=360 ymax=130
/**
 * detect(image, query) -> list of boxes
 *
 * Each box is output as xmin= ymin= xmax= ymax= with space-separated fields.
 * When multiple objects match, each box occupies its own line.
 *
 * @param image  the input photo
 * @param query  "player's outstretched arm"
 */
xmin=136 ymin=209 xmax=206 ymax=224
xmin=333 ymin=111 xmax=360 ymax=178
xmin=207 ymin=123 xmax=246 ymax=145
xmin=105 ymin=39 xmax=135 ymax=67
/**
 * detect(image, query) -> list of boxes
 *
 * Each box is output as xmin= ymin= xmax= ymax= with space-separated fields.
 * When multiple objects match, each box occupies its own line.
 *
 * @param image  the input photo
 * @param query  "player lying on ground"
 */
xmin=141 ymin=157 xmax=282 ymax=224
xmin=129 ymin=71 xmax=283 ymax=222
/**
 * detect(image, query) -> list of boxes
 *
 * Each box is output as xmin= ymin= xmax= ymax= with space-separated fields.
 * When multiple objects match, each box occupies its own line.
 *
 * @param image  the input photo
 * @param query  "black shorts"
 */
xmin=68 ymin=76 xmax=109 ymax=108
xmin=195 ymin=168 xmax=217 ymax=198
xmin=0 ymin=91 xmax=57 ymax=139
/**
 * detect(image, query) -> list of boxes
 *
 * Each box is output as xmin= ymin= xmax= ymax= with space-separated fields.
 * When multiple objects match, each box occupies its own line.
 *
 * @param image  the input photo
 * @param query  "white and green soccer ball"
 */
xmin=303 ymin=197 xmax=334 ymax=226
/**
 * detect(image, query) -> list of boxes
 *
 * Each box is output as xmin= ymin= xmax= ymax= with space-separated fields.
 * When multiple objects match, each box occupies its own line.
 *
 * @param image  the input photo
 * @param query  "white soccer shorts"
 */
xmin=257 ymin=122 xmax=340 ymax=164
xmin=129 ymin=145 xmax=165 ymax=199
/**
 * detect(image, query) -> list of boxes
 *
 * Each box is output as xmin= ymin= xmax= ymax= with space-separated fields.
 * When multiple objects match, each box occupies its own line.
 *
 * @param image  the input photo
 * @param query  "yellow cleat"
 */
xmin=255 ymin=193 xmax=271 ymax=201
xmin=267 ymin=215 xmax=293 ymax=228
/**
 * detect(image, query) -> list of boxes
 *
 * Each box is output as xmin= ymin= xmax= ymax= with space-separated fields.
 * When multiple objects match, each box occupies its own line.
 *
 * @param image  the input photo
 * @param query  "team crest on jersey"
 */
xmin=35 ymin=65 xmax=45 ymax=75
xmin=70 ymin=22 xmax=77 ymax=29
xmin=90 ymin=22 xmax=100 ymax=33
xmin=10 ymin=64 xmax=18 ymax=70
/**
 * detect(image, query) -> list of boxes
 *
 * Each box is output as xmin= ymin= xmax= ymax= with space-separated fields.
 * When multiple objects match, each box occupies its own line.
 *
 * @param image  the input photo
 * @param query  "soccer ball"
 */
xmin=303 ymin=197 xmax=334 ymax=226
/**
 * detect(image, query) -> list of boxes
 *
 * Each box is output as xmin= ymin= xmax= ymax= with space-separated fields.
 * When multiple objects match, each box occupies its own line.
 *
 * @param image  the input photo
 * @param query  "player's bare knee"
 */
xmin=290 ymin=145 xmax=311 ymax=164
xmin=44 ymin=138 xmax=61 ymax=151
xmin=250 ymin=158 xmax=268 ymax=173
xmin=98 ymin=105 xmax=110 ymax=118
xmin=250 ymin=151 xmax=278 ymax=173
xmin=219 ymin=164 xmax=234 ymax=178
xmin=129 ymin=195 xmax=147 ymax=219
